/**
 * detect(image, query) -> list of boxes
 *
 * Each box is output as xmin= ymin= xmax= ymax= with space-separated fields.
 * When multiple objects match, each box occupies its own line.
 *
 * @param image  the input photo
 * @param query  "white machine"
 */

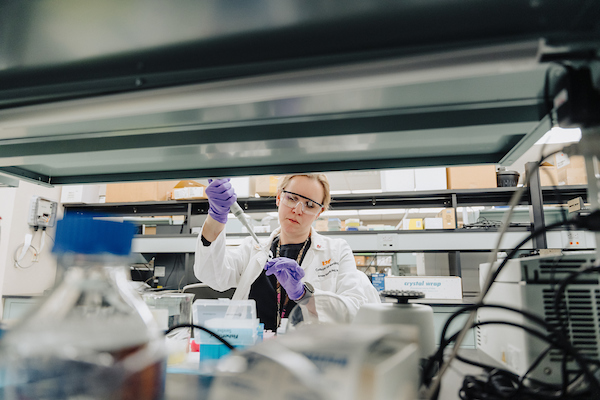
xmin=208 ymin=324 xmax=420 ymax=400
xmin=353 ymin=290 xmax=436 ymax=360
xmin=477 ymin=252 xmax=600 ymax=383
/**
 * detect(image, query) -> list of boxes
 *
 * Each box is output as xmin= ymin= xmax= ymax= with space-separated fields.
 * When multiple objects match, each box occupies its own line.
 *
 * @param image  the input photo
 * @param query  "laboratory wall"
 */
xmin=0 ymin=181 xmax=62 ymax=319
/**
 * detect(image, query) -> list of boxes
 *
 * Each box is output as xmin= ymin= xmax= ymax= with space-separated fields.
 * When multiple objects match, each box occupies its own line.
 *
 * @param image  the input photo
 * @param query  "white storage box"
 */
xmin=424 ymin=217 xmax=444 ymax=229
xmin=380 ymin=169 xmax=415 ymax=192
xmin=414 ymin=167 xmax=447 ymax=191
xmin=60 ymin=185 xmax=100 ymax=204
xmin=384 ymin=276 xmax=462 ymax=299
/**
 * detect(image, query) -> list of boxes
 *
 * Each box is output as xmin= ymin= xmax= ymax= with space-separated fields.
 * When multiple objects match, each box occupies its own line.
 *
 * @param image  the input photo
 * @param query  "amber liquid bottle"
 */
xmin=0 ymin=215 xmax=166 ymax=400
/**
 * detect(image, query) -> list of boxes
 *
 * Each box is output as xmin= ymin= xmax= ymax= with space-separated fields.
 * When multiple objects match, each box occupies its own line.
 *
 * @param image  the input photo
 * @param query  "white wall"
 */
xmin=0 ymin=181 xmax=62 ymax=319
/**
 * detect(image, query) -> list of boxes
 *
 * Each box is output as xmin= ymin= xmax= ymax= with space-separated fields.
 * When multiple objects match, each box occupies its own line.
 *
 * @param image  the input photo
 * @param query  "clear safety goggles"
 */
xmin=281 ymin=190 xmax=324 ymax=215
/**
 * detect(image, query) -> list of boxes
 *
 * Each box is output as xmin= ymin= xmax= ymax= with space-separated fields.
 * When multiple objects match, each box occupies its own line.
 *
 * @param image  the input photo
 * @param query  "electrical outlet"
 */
xmin=154 ymin=266 xmax=166 ymax=277
xmin=561 ymin=230 xmax=587 ymax=249
xmin=377 ymin=234 xmax=398 ymax=249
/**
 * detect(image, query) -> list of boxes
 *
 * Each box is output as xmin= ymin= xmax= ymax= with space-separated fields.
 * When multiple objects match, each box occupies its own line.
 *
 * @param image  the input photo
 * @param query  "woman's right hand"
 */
xmin=205 ymin=178 xmax=237 ymax=224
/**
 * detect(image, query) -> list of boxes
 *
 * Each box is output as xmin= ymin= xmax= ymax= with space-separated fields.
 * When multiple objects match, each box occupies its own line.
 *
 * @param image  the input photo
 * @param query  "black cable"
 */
xmin=426 ymin=211 xmax=600 ymax=400
xmin=424 ymin=303 xmax=554 ymax=387
xmin=165 ymin=323 xmax=236 ymax=350
xmin=435 ymin=81 xmax=594 ymax=400
xmin=442 ymin=320 xmax=600 ymax=398
xmin=426 ymin=300 xmax=600 ymax=394
xmin=424 ymin=217 xmax=569 ymax=384
xmin=515 ymin=345 xmax=554 ymax=396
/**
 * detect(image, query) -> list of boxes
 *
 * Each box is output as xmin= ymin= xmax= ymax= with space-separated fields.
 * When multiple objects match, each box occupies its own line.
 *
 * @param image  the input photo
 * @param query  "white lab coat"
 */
xmin=194 ymin=226 xmax=381 ymax=323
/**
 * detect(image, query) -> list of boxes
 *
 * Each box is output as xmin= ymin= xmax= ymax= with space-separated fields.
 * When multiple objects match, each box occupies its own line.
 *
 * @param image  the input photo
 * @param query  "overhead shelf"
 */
xmin=62 ymin=185 xmax=592 ymax=253
xmin=0 ymin=1 xmax=599 ymax=185
xmin=131 ymin=230 xmax=596 ymax=253
xmin=63 ymin=185 xmax=589 ymax=216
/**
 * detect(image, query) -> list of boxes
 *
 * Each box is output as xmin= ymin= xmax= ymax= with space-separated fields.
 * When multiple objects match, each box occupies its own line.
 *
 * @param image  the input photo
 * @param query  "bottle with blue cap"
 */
xmin=0 ymin=215 xmax=166 ymax=399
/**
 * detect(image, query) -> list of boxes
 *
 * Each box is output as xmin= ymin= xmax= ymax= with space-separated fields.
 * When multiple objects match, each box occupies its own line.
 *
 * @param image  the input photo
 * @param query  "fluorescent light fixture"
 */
xmin=321 ymin=210 xmax=359 ymax=217
xmin=535 ymin=127 xmax=582 ymax=145
xmin=457 ymin=206 xmax=486 ymax=212
xmin=351 ymin=189 xmax=383 ymax=194
xmin=330 ymin=190 xmax=352 ymax=195
xmin=358 ymin=208 xmax=406 ymax=215
xmin=417 ymin=208 xmax=445 ymax=214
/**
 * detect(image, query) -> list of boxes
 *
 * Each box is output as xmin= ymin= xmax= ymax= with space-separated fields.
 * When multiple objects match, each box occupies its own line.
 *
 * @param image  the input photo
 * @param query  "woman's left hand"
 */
xmin=264 ymin=258 xmax=306 ymax=300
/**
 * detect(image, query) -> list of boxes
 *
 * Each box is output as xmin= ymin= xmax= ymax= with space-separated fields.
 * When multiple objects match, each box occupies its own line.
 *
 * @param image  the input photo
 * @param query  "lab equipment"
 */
xmin=192 ymin=299 xmax=258 ymax=361
xmin=143 ymin=292 xmax=194 ymax=365
xmin=353 ymin=290 xmax=436 ymax=360
xmin=264 ymin=257 xmax=306 ymax=300
xmin=0 ymin=215 xmax=167 ymax=399
xmin=478 ymin=252 xmax=600 ymax=384
xmin=209 ymin=324 xmax=420 ymax=400
xmin=206 ymin=178 xmax=236 ymax=224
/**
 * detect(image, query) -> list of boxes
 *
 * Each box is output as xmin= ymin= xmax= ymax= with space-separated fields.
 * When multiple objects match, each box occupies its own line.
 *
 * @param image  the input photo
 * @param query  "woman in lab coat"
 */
xmin=194 ymin=174 xmax=381 ymax=331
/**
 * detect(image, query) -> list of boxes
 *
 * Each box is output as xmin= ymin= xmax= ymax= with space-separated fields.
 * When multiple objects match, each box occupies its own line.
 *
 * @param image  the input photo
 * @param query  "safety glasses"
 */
xmin=281 ymin=190 xmax=323 ymax=215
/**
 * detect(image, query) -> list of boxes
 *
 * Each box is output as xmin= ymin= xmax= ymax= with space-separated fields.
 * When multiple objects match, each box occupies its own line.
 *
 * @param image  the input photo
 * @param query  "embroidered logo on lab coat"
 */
xmin=316 ymin=260 xmax=339 ymax=278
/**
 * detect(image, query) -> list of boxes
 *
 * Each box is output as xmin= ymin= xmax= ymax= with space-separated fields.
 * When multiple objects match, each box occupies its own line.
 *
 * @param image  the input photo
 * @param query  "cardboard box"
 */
xmin=538 ymin=165 xmax=561 ymax=186
xmin=415 ymin=167 xmax=447 ymax=191
xmin=533 ymin=154 xmax=588 ymax=186
xmin=557 ymin=154 xmax=586 ymax=185
xmin=254 ymin=175 xmax=280 ymax=197
xmin=437 ymin=208 xmax=456 ymax=229
xmin=446 ymin=165 xmax=497 ymax=189
xmin=424 ymin=217 xmax=443 ymax=229
xmin=354 ymin=255 xmax=366 ymax=267
xmin=171 ymin=180 xmax=207 ymax=200
xmin=142 ymin=225 xmax=157 ymax=235
xmin=60 ymin=185 xmax=100 ymax=204
xmin=384 ymin=276 xmax=463 ymax=299
xmin=105 ymin=181 xmax=177 ymax=203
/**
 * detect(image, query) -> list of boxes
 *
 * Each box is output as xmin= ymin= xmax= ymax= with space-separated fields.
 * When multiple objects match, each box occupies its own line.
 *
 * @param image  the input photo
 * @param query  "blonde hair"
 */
xmin=277 ymin=174 xmax=331 ymax=210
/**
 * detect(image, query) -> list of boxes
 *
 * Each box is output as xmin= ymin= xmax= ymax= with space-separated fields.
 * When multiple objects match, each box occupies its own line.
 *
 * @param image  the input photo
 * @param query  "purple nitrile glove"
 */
xmin=205 ymin=178 xmax=237 ymax=224
xmin=264 ymin=257 xmax=306 ymax=300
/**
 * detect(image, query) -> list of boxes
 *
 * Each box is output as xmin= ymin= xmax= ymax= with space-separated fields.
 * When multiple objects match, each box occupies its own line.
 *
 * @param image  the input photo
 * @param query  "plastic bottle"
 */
xmin=0 ymin=215 xmax=166 ymax=399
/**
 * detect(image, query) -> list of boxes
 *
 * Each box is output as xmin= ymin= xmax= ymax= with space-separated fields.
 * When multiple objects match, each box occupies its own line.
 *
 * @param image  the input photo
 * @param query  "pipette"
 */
xmin=230 ymin=202 xmax=273 ymax=259
xmin=225 ymin=202 xmax=273 ymax=319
